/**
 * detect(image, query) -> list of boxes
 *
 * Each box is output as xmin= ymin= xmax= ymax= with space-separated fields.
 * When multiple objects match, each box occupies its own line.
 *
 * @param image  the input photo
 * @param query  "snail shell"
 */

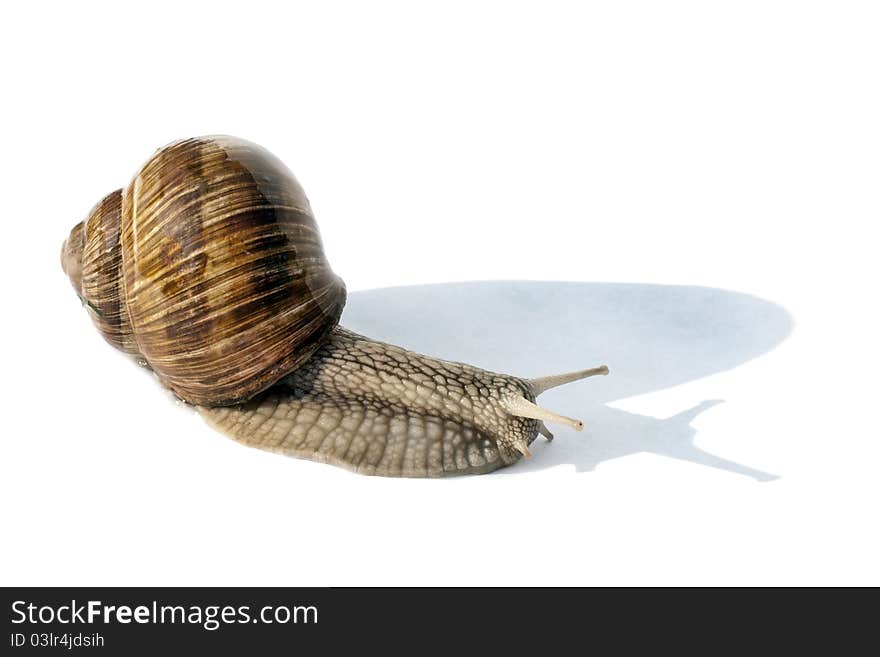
xmin=62 ymin=136 xmax=345 ymax=405
xmin=62 ymin=136 xmax=607 ymax=476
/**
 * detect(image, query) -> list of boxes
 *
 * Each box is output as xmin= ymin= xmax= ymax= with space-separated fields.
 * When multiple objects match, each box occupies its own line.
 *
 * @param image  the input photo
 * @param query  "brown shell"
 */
xmin=62 ymin=192 xmax=140 ymax=355
xmin=83 ymin=190 xmax=141 ymax=354
xmin=63 ymin=136 xmax=346 ymax=406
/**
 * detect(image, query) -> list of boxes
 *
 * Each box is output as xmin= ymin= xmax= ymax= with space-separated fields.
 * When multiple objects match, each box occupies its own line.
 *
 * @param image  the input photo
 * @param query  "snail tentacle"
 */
xmin=500 ymin=395 xmax=585 ymax=432
xmin=529 ymin=365 xmax=609 ymax=396
xmin=537 ymin=422 xmax=554 ymax=442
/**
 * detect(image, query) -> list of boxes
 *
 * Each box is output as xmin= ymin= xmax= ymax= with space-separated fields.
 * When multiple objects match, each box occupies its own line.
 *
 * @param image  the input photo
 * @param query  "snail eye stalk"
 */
xmin=502 ymin=395 xmax=585 ymax=432
xmin=502 ymin=364 xmax=610 ymax=432
xmin=529 ymin=365 xmax=609 ymax=396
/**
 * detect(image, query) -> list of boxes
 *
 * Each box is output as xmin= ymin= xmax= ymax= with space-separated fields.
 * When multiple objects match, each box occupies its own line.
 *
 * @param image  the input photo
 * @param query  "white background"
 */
xmin=1 ymin=1 xmax=877 ymax=586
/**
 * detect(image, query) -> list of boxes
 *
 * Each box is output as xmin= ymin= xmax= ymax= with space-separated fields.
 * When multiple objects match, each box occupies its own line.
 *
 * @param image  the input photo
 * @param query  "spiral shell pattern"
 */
xmin=64 ymin=136 xmax=346 ymax=406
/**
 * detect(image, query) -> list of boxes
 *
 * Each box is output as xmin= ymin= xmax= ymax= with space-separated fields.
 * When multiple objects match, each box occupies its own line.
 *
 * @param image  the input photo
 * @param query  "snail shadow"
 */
xmin=343 ymin=281 xmax=793 ymax=480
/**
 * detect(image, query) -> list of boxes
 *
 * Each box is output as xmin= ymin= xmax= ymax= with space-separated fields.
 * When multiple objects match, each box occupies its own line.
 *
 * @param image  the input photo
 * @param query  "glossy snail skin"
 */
xmin=62 ymin=136 xmax=607 ymax=477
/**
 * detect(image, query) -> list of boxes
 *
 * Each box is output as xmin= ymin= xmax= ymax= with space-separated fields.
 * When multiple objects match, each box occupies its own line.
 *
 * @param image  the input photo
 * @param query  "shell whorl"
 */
xmin=63 ymin=136 xmax=346 ymax=406
xmin=62 ymin=190 xmax=140 ymax=355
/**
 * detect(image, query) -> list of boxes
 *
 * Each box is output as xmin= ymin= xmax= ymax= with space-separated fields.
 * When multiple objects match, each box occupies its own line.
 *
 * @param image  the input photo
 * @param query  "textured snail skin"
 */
xmin=63 ymin=135 xmax=606 ymax=477
xmin=201 ymin=329 xmax=540 ymax=476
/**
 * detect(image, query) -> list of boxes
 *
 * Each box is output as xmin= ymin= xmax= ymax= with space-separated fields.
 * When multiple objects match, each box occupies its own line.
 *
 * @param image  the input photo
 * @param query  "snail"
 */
xmin=61 ymin=136 xmax=608 ymax=477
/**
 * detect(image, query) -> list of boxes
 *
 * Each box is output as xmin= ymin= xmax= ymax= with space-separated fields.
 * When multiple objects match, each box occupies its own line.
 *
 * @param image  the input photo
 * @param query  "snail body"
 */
xmin=62 ymin=136 xmax=607 ymax=477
